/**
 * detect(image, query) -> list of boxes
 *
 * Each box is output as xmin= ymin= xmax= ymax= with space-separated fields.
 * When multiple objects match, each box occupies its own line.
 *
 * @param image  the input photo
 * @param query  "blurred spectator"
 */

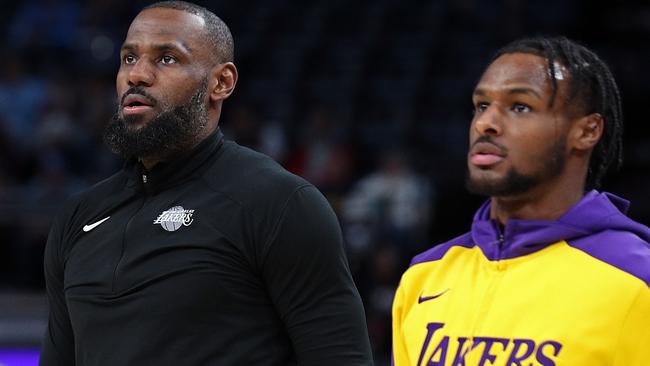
xmin=286 ymin=105 xmax=355 ymax=196
xmin=35 ymin=81 xmax=80 ymax=149
xmin=26 ymin=149 xmax=84 ymax=204
xmin=0 ymin=54 xmax=47 ymax=151
xmin=223 ymin=103 xmax=289 ymax=162
xmin=258 ymin=120 xmax=288 ymax=163
xmin=222 ymin=104 xmax=263 ymax=150
xmin=343 ymin=150 xmax=432 ymax=254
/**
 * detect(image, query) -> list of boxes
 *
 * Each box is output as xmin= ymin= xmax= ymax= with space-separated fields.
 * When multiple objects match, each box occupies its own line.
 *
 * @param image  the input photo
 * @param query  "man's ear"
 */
xmin=570 ymin=113 xmax=603 ymax=152
xmin=209 ymin=62 xmax=238 ymax=103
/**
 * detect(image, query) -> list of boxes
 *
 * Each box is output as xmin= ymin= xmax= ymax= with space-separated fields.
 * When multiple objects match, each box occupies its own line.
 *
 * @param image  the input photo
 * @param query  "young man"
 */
xmin=39 ymin=2 xmax=373 ymax=365
xmin=392 ymin=37 xmax=650 ymax=365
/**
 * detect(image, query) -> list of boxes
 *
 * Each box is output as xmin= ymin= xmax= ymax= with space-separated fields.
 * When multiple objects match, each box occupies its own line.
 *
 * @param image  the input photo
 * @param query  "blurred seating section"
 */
xmin=0 ymin=0 xmax=649 ymax=364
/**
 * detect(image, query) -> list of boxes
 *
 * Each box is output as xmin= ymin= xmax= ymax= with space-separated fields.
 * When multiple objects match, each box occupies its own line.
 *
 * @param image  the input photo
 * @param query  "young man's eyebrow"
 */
xmin=507 ymin=87 xmax=543 ymax=99
xmin=472 ymin=87 xmax=543 ymax=100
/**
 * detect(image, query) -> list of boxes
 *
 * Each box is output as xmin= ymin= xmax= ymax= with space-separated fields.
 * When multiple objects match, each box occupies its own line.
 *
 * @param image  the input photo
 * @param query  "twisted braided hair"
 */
xmin=494 ymin=36 xmax=623 ymax=190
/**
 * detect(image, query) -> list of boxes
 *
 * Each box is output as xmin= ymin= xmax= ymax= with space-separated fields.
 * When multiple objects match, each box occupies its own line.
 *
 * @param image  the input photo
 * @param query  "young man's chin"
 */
xmin=467 ymin=173 xmax=539 ymax=197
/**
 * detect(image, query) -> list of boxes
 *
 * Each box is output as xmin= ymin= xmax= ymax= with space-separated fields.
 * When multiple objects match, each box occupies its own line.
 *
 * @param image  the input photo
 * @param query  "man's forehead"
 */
xmin=475 ymin=53 xmax=570 ymax=94
xmin=483 ymin=53 xmax=549 ymax=84
xmin=125 ymin=8 xmax=206 ymax=44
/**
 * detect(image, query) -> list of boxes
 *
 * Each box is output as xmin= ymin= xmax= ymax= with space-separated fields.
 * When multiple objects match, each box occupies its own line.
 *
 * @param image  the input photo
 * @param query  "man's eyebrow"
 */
xmin=120 ymin=42 xmax=193 ymax=55
xmin=473 ymin=88 xmax=487 ymax=97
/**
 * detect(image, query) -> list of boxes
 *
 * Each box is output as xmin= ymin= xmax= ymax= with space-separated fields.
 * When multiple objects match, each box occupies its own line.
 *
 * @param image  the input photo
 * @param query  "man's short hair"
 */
xmin=144 ymin=1 xmax=234 ymax=63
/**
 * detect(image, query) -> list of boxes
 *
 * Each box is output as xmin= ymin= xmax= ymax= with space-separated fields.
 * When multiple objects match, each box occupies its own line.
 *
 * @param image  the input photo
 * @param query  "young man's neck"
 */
xmin=489 ymin=179 xmax=586 ymax=226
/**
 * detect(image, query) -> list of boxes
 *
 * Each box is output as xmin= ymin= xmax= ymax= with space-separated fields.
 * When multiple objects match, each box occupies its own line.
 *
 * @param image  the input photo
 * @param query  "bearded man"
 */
xmin=39 ymin=2 xmax=373 ymax=365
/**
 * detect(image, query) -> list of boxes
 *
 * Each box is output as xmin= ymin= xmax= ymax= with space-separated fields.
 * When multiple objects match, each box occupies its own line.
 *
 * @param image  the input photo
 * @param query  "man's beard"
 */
xmin=103 ymin=79 xmax=209 ymax=161
xmin=465 ymin=138 xmax=566 ymax=197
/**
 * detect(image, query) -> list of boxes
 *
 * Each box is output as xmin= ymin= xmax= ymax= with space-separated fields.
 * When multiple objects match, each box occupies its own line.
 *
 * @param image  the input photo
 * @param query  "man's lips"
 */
xmin=121 ymin=94 xmax=155 ymax=115
xmin=123 ymin=105 xmax=153 ymax=115
xmin=469 ymin=141 xmax=506 ymax=167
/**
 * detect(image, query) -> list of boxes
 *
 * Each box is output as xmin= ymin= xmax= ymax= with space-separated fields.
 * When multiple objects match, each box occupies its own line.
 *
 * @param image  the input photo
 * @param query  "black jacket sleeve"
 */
xmin=39 ymin=210 xmax=76 ymax=366
xmin=261 ymin=185 xmax=373 ymax=365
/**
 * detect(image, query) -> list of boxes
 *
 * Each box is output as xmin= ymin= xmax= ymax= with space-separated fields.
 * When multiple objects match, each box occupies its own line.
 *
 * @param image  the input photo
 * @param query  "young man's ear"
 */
xmin=209 ymin=62 xmax=238 ymax=103
xmin=570 ymin=113 xmax=603 ymax=152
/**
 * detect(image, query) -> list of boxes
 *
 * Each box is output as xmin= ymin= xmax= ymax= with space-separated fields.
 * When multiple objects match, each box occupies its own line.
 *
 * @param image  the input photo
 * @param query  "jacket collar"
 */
xmin=470 ymin=190 xmax=637 ymax=260
xmin=125 ymin=129 xmax=224 ymax=194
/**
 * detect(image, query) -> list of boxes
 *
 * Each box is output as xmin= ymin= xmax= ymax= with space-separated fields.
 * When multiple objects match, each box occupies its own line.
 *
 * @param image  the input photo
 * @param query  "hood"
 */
xmin=471 ymin=190 xmax=650 ymax=260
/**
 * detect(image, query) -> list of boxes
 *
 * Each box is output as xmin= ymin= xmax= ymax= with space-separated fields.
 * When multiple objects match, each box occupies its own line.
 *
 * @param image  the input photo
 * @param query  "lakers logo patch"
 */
xmin=153 ymin=206 xmax=195 ymax=232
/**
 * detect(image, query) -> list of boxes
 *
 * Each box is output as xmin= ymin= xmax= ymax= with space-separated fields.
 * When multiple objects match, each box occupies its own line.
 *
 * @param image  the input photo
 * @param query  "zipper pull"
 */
xmin=142 ymin=174 xmax=148 ymax=184
xmin=496 ymin=233 xmax=506 ymax=268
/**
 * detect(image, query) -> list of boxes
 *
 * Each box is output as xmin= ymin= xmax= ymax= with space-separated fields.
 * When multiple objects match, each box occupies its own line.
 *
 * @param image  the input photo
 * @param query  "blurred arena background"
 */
xmin=0 ymin=0 xmax=649 ymax=364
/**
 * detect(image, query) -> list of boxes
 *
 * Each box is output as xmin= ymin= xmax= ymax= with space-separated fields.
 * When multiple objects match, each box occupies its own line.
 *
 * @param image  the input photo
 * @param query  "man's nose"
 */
xmin=127 ymin=59 xmax=155 ymax=87
xmin=473 ymin=106 xmax=503 ymax=136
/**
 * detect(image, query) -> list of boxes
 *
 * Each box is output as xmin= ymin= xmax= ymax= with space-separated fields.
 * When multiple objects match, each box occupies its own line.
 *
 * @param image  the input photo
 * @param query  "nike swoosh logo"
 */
xmin=83 ymin=216 xmax=111 ymax=232
xmin=418 ymin=288 xmax=450 ymax=304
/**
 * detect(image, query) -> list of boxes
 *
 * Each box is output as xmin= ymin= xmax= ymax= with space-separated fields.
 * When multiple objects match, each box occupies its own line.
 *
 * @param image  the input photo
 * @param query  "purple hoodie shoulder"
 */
xmin=409 ymin=191 xmax=650 ymax=286
xmin=410 ymin=232 xmax=475 ymax=266
xmin=565 ymin=191 xmax=650 ymax=288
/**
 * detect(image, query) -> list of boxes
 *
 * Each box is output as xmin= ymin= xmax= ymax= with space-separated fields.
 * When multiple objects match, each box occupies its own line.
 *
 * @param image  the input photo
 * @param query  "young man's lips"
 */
xmin=469 ymin=141 xmax=506 ymax=166
xmin=470 ymin=153 xmax=504 ymax=166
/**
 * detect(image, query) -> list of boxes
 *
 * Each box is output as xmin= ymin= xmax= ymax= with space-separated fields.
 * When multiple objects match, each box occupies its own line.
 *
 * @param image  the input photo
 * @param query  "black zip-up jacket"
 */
xmin=40 ymin=130 xmax=373 ymax=365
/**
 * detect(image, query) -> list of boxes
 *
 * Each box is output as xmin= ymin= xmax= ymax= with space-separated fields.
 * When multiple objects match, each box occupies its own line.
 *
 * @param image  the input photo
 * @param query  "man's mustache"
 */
xmin=470 ymin=135 xmax=508 ymax=153
xmin=119 ymin=87 xmax=158 ymax=107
